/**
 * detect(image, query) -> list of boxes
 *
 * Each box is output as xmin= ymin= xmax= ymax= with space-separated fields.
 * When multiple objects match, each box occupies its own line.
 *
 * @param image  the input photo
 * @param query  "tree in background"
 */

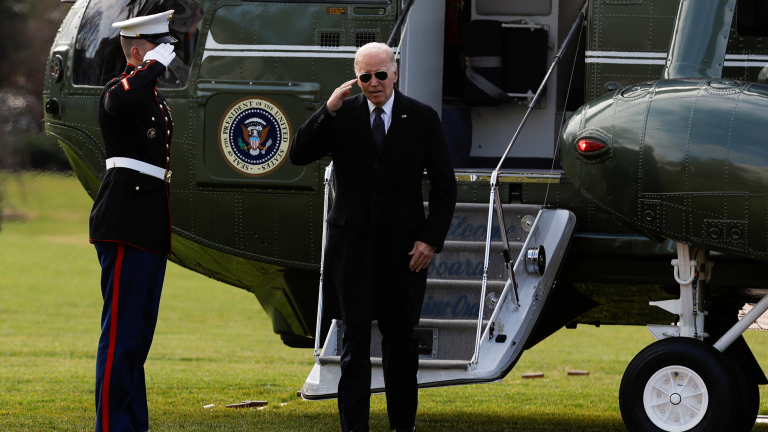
xmin=0 ymin=0 xmax=72 ymax=171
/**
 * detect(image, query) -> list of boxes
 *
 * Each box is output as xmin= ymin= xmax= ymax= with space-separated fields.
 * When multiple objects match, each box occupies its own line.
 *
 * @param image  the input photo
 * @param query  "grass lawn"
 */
xmin=1 ymin=171 xmax=768 ymax=431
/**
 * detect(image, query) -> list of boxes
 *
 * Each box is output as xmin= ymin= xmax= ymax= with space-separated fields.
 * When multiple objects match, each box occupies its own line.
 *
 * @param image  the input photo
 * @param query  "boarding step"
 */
xmin=421 ymin=280 xmax=506 ymax=321
xmin=428 ymin=241 xmax=523 ymax=281
xmin=439 ymin=203 xmax=541 ymax=244
xmin=321 ymin=319 xmax=487 ymax=365
xmin=318 ymin=356 xmax=471 ymax=370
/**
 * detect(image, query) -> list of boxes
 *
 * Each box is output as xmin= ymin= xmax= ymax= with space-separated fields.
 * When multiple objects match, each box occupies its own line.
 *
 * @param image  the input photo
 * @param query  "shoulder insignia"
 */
xmin=121 ymin=78 xmax=130 ymax=91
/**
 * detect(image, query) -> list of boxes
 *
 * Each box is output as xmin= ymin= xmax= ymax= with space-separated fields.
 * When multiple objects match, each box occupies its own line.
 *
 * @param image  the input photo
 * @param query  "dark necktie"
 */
xmin=372 ymin=107 xmax=385 ymax=147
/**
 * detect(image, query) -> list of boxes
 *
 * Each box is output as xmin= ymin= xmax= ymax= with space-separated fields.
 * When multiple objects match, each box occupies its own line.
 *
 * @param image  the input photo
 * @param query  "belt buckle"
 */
xmin=164 ymin=169 xmax=172 ymax=183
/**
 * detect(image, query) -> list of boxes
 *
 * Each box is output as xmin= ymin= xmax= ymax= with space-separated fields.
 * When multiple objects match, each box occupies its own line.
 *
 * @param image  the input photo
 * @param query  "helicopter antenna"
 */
xmin=543 ymin=12 xmax=586 ymax=208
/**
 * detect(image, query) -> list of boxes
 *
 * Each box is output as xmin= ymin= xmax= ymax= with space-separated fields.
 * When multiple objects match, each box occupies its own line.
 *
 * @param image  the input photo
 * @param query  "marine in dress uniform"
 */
xmin=88 ymin=11 xmax=177 ymax=432
xmin=290 ymin=43 xmax=457 ymax=432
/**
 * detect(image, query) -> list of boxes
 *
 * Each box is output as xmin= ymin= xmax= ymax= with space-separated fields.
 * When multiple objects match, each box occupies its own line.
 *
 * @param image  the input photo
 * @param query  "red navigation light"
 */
xmin=577 ymin=139 xmax=606 ymax=153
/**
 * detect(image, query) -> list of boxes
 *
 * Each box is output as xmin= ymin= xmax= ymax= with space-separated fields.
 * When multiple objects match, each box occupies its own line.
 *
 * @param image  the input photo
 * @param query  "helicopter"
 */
xmin=45 ymin=0 xmax=768 ymax=430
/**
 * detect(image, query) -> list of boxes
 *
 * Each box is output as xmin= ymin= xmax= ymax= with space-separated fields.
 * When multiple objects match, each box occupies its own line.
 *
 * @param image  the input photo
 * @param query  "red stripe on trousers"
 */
xmin=102 ymin=243 xmax=124 ymax=432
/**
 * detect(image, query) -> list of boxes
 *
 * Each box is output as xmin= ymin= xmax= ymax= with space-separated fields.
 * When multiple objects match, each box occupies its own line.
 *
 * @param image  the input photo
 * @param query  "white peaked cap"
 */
xmin=112 ymin=10 xmax=177 ymax=43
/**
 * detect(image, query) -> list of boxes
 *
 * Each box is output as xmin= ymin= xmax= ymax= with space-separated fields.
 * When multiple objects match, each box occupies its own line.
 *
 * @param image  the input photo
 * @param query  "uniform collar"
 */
xmin=366 ymin=91 xmax=395 ymax=118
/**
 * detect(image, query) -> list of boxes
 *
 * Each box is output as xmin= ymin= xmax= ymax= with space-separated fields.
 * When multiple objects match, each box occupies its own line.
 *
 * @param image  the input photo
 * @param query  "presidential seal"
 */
xmin=219 ymin=97 xmax=291 ymax=176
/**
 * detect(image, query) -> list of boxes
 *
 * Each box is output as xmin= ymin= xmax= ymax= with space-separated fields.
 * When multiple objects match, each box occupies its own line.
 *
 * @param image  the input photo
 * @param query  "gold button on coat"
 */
xmin=136 ymin=186 xmax=140 ymax=191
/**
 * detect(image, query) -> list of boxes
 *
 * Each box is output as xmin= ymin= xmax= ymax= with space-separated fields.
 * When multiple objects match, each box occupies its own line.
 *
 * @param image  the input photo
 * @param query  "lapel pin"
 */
xmin=402 ymin=114 xmax=407 ymax=118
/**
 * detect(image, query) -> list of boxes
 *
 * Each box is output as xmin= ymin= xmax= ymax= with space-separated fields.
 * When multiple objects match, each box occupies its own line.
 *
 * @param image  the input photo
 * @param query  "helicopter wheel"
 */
xmin=727 ymin=355 xmax=760 ymax=432
xmin=619 ymin=338 xmax=738 ymax=432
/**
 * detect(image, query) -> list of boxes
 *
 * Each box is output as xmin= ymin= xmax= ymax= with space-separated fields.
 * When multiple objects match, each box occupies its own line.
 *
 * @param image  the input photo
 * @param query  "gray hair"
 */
xmin=354 ymin=42 xmax=397 ymax=75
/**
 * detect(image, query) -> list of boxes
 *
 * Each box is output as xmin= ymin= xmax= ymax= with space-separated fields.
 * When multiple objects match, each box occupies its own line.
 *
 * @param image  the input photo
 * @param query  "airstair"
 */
xmin=301 ymin=167 xmax=577 ymax=399
xmin=302 ymin=1 xmax=586 ymax=399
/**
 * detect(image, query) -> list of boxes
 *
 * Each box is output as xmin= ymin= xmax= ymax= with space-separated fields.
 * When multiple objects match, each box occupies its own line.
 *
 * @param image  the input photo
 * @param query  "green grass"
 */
xmin=1 ymin=171 xmax=768 ymax=431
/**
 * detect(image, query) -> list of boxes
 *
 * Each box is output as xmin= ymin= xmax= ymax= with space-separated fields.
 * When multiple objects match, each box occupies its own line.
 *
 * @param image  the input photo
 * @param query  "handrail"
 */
xmin=313 ymin=162 xmax=335 ymax=364
xmin=387 ymin=0 xmax=416 ymax=47
xmin=470 ymin=1 xmax=588 ymax=367
xmin=470 ymin=170 xmax=502 ymax=366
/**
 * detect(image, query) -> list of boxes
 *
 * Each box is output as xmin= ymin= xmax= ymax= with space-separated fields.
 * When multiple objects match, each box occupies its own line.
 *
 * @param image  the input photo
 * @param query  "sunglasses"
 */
xmin=358 ymin=71 xmax=389 ymax=83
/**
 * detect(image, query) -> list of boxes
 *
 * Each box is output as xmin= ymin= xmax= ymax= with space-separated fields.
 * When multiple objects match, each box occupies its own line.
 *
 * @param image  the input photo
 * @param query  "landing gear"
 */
xmin=726 ymin=350 xmax=760 ymax=432
xmin=625 ymin=242 xmax=768 ymax=431
xmin=619 ymin=338 xmax=737 ymax=432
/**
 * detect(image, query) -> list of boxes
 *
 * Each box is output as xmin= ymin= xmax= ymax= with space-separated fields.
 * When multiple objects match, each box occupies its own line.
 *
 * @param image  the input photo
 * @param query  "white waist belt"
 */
xmin=106 ymin=157 xmax=172 ymax=183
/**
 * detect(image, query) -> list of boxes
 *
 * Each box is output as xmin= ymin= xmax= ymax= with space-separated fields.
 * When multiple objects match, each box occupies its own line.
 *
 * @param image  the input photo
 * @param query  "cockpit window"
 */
xmin=73 ymin=0 xmax=203 ymax=89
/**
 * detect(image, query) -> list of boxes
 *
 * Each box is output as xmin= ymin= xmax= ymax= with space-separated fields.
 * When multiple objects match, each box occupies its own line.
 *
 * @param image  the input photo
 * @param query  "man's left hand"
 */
xmin=408 ymin=241 xmax=435 ymax=272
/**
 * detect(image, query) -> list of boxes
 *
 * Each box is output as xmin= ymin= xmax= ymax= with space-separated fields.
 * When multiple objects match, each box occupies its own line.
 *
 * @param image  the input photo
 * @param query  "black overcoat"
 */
xmin=290 ymin=89 xmax=457 ymax=326
xmin=89 ymin=61 xmax=174 ymax=254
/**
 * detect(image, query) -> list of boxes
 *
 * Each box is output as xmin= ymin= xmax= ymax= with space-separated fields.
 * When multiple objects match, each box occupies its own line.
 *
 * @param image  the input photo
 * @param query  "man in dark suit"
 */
xmin=290 ymin=42 xmax=457 ymax=432
xmin=88 ymin=10 xmax=176 ymax=432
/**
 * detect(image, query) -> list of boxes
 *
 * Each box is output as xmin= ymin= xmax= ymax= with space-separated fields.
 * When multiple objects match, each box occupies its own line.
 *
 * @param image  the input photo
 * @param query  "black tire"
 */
xmin=727 ymin=355 xmax=760 ymax=432
xmin=619 ymin=338 xmax=738 ymax=432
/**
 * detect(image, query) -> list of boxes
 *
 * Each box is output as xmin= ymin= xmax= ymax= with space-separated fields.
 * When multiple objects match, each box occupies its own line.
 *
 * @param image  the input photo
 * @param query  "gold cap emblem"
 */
xmin=167 ymin=11 xmax=173 ymax=21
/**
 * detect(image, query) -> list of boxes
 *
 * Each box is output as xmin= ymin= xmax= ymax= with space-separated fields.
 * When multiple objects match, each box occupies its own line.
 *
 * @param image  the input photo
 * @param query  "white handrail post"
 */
xmin=313 ymin=162 xmax=334 ymax=364
xmin=470 ymin=170 xmax=500 ymax=366
xmin=493 ymin=184 xmax=519 ymax=308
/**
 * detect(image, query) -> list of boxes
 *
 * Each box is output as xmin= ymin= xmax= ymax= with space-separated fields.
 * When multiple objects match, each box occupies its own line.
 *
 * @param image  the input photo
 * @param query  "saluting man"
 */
xmin=290 ymin=42 xmax=457 ymax=432
xmin=88 ymin=11 xmax=177 ymax=432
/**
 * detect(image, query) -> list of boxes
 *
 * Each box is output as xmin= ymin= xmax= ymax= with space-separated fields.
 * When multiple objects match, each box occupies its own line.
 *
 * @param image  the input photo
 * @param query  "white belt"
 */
xmin=105 ymin=157 xmax=172 ymax=183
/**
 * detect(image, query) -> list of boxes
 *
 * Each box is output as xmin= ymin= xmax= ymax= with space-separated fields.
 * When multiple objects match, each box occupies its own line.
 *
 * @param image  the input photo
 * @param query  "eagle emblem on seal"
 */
xmin=239 ymin=118 xmax=272 ymax=155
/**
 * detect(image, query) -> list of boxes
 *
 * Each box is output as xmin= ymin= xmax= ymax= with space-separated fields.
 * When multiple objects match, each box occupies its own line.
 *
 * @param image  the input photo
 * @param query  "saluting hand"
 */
xmin=327 ymin=79 xmax=358 ymax=113
xmin=144 ymin=43 xmax=176 ymax=68
xmin=409 ymin=241 xmax=435 ymax=272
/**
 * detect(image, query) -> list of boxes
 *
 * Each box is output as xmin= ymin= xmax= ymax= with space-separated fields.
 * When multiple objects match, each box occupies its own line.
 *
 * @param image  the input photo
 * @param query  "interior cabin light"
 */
xmin=577 ymin=139 xmax=606 ymax=153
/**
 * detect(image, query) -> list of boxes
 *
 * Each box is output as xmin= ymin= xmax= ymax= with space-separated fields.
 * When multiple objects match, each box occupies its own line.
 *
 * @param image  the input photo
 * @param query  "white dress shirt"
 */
xmin=367 ymin=92 xmax=395 ymax=134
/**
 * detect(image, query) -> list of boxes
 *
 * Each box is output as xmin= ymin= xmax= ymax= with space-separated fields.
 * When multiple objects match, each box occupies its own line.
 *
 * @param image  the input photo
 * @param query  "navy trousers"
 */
xmin=338 ymin=319 xmax=419 ymax=432
xmin=94 ymin=242 xmax=167 ymax=432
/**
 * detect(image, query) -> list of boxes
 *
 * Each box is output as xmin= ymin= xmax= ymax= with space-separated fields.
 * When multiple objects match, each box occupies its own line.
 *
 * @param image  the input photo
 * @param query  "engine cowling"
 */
xmin=560 ymin=78 xmax=768 ymax=260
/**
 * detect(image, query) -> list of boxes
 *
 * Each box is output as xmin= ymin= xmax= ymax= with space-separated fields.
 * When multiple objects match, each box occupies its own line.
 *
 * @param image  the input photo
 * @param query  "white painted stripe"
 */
xmin=724 ymin=61 xmax=768 ymax=67
xmin=205 ymin=30 xmax=357 ymax=52
xmin=202 ymin=50 xmax=357 ymax=61
xmin=586 ymin=50 xmax=667 ymax=58
xmin=586 ymin=57 xmax=666 ymax=65
xmin=725 ymin=54 xmax=768 ymax=61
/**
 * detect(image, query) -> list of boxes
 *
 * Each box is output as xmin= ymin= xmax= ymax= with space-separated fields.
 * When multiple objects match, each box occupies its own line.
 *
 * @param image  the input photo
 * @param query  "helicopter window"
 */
xmin=73 ymin=0 xmax=204 ymax=89
xmin=736 ymin=0 xmax=768 ymax=37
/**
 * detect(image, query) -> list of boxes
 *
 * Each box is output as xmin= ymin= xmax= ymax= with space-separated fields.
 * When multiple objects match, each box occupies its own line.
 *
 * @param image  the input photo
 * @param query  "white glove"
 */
xmin=144 ymin=43 xmax=176 ymax=67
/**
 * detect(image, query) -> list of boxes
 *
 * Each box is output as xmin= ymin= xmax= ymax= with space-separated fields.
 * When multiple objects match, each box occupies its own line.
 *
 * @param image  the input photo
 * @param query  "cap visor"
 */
xmin=146 ymin=35 xmax=178 ymax=44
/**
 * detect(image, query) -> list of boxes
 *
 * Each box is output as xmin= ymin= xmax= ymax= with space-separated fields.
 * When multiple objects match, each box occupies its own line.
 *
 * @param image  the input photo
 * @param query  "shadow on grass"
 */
xmin=152 ymin=406 xmax=768 ymax=432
